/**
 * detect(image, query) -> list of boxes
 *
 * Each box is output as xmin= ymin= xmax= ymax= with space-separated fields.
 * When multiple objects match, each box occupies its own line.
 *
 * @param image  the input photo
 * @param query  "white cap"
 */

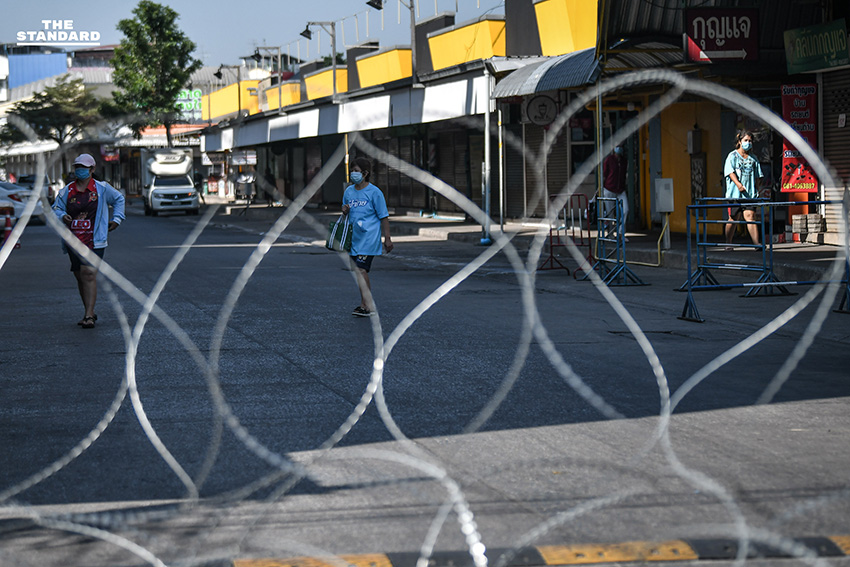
xmin=73 ymin=153 xmax=96 ymax=167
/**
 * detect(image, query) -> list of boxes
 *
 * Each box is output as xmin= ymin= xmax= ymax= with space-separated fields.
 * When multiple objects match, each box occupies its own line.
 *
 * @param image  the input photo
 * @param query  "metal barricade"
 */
xmin=678 ymin=198 xmax=782 ymax=295
xmin=582 ymin=196 xmax=646 ymax=286
xmin=538 ymin=196 xmax=571 ymax=273
xmin=537 ymin=194 xmax=595 ymax=276
xmin=679 ymin=199 xmax=848 ymax=322
xmin=568 ymin=193 xmax=595 ymax=279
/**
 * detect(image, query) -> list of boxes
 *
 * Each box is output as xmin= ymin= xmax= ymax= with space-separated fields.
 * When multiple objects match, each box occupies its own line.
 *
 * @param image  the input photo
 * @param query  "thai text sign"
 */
xmin=784 ymin=19 xmax=849 ymax=74
xmin=177 ymin=89 xmax=203 ymax=120
xmin=780 ymin=84 xmax=819 ymax=193
xmin=685 ymin=9 xmax=758 ymax=63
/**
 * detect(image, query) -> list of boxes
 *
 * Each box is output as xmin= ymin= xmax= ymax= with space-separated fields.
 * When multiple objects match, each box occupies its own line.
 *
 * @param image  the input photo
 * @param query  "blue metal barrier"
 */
xmin=679 ymin=199 xmax=848 ymax=322
xmin=581 ymin=197 xmax=647 ymax=286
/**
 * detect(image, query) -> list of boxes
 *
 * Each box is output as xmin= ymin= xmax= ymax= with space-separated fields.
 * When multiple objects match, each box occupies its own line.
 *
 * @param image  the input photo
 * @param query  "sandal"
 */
xmin=78 ymin=314 xmax=97 ymax=326
xmin=80 ymin=316 xmax=96 ymax=329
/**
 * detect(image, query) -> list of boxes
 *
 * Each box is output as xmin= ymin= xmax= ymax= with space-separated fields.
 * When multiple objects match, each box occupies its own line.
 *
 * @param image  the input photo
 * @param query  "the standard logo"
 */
xmin=16 ymin=20 xmax=101 ymax=47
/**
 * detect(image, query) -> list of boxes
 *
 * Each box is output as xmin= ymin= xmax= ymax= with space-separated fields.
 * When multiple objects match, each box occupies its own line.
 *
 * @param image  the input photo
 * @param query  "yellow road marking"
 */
xmin=537 ymin=541 xmax=699 ymax=564
xmin=830 ymin=536 xmax=850 ymax=555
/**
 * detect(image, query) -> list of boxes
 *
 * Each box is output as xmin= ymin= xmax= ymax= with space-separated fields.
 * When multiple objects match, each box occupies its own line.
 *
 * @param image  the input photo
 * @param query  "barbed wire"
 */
xmin=1 ymin=69 xmax=848 ymax=567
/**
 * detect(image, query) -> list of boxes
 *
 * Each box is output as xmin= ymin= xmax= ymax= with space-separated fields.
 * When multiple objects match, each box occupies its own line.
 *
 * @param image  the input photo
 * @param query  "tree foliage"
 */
xmin=0 ymin=74 xmax=102 ymax=171
xmin=111 ymin=0 xmax=201 ymax=146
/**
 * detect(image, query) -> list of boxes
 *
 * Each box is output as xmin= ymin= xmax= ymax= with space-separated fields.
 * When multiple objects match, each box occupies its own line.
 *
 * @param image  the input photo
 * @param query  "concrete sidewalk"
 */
xmin=199 ymin=196 xmax=848 ymax=285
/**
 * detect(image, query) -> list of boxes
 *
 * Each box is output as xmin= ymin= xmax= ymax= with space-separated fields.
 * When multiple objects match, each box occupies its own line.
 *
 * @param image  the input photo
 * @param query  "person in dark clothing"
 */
xmin=602 ymin=145 xmax=627 ymax=239
xmin=262 ymin=168 xmax=276 ymax=206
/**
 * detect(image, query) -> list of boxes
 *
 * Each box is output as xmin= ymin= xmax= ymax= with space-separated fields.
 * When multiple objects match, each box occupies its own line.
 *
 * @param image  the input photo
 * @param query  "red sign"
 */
xmin=100 ymin=144 xmax=120 ymax=162
xmin=686 ymin=9 xmax=759 ymax=63
xmin=780 ymin=84 xmax=819 ymax=193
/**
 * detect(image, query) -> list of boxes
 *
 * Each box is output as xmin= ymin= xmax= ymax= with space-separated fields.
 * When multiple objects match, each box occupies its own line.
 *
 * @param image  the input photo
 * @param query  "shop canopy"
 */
xmin=491 ymin=47 xmax=601 ymax=99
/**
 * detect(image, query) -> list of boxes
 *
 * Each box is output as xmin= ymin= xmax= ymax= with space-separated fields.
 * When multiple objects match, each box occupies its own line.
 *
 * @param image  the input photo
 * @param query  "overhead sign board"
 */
xmin=685 ymin=9 xmax=759 ymax=63
xmin=784 ymin=19 xmax=850 ymax=74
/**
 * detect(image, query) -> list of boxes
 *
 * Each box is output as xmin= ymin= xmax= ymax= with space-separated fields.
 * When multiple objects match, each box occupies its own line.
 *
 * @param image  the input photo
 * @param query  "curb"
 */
xmin=233 ymin=536 xmax=850 ymax=567
xmin=207 ymin=204 xmax=838 ymax=282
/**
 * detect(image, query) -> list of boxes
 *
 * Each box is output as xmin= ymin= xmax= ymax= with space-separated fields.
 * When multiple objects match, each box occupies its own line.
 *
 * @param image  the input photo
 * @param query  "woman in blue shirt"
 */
xmin=724 ymin=131 xmax=763 ymax=248
xmin=341 ymin=157 xmax=393 ymax=317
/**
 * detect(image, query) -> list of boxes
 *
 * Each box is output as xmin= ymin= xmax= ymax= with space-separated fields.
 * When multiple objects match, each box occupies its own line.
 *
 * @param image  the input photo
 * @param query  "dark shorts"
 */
xmin=351 ymin=254 xmax=374 ymax=273
xmin=727 ymin=202 xmax=756 ymax=219
xmin=69 ymin=246 xmax=104 ymax=271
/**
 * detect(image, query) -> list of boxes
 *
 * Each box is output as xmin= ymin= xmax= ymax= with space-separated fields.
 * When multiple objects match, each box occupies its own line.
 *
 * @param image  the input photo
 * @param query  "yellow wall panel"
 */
xmin=304 ymin=67 xmax=349 ymax=100
xmin=428 ymin=18 xmax=506 ymax=71
xmin=201 ymin=80 xmax=261 ymax=121
xmin=534 ymin=0 xmax=598 ymax=56
xmin=265 ymin=81 xmax=301 ymax=110
xmin=357 ymin=48 xmax=412 ymax=88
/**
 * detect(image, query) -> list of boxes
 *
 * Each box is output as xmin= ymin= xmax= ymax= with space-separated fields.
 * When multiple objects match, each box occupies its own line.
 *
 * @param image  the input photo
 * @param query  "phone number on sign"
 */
xmin=783 ymin=182 xmax=817 ymax=190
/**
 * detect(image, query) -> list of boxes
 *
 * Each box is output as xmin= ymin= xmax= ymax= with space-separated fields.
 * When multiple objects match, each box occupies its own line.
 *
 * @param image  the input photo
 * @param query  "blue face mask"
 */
xmin=75 ymin=167 xmax=91 ymax=180
xmin=741 ymin=141 xmax=752 ymax=151
xmin=350 ymin=171 xmax=363 ymax=184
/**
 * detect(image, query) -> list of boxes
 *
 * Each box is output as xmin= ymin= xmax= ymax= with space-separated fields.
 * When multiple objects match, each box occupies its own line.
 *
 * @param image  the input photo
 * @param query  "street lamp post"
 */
xmin=366 ymin=0 xmax=417 ymax=84
xmin=253 ymin=46 xmax=283 ymax=112
xmin=301 ymin=21 xmax=338 ymax=99
xmin=214 ymin=64 xmax=242 ymax=119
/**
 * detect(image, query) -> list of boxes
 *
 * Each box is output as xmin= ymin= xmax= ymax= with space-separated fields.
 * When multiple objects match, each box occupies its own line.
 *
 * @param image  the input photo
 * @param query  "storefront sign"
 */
xmin=177 ymin=89 xmax=203 ymax=121
xmin=202 ymin=152 xmax=226 ymax=165
xmin=524 ymin=95 xmax=558 ymax=126
xmin=100 ymin=145 xmax=119 ymax=162
xmin=229 ymin=150 xmax=257 ymax=165
xmin=784 ymin=19 xmax=849 ymax=75
xmin=780 ymin=84 xmax=819 ymax=193
xmin=685 ymin=9 xmax=759 ymax=63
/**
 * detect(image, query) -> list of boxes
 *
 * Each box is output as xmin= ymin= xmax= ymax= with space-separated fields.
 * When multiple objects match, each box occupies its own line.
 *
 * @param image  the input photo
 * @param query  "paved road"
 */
xmin=1 ymin=203 xmax=849 ymax=567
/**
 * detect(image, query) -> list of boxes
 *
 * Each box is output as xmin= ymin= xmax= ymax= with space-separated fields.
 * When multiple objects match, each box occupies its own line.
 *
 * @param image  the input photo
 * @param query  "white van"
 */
xmin=142 ymin=149 xmax=199 ymax=216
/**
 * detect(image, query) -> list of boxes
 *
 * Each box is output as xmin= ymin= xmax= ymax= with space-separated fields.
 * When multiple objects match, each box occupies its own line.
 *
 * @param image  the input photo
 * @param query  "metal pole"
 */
xmin=498 ymin=104 xmax=504 ymax=232
xmin=277 ymin=46 xmax=282 ymax=111
xmin=522 ymin=122 xmax=527 ymax=218
xmin=409 ymin=0 xmax=417 ymax=83
xmin=236 ymin=66 xmax=242 ymax=116
xmin=331 ymin=22 xmax=337 ymax=98
xmin=481 ymin=65 xmax=491 ymax=245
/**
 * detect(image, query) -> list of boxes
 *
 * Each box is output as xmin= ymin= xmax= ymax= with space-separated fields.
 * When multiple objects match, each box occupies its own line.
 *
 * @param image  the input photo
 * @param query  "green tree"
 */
xmin=0 ymin=74 xmax=102 ymax=172
xmin=111 ymin=0 xmax=201 ymax=147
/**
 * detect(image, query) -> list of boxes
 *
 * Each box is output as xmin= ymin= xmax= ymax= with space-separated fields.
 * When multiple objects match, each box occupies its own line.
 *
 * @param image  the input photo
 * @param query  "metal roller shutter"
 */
xmin=411 ymin=138 xmax=428 ymax=210
xmin=436 ymin=131 xmax=467 ymax=213
xmin=371 ymin=138 xmax=390 ymax=199
xmin=453 ymin=131 xmax=470 ymax=209
xmin=469 ymin=134 xmax=485 ymax=208
xmin=386 ymin=137 xmax=400 ymax=208
xmin=398 ymin=136 xmax=414 ymax=208
xmin=546 ymin=131 xmax=571 ymax=212
xmin=822 ymin=69 xmax=850 ymax=234
xmin=504 ymin=124 xmax=526 ymax=219
xmin=524 ymin=125 xmax=546 ymax=218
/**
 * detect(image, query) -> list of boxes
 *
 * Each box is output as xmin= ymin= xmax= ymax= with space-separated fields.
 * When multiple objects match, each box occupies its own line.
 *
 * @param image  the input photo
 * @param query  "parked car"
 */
xmin=0 ymin=181 xmax=45 ymax=224
xmin=15 ymin=174 xmax=63 ymax=203
xmin=143 ymin=174 xmax=200 ymax=216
